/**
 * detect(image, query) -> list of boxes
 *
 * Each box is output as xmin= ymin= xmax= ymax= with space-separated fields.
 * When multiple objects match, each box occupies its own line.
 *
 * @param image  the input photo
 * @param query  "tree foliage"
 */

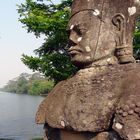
xmin=16 ymin=76 xmax=28 ymax=94
xmin=17 ymin=0 xmax=77 ymax=84
xmin=2 ymin=73 xmax=54 ymax=95
xmin=28 ymin=80 xmax=53 ymax=95
xmin=133 ymin=18 xmax=140 ymax=60
xmin=17 ymin=0 xmax=140 ymax=84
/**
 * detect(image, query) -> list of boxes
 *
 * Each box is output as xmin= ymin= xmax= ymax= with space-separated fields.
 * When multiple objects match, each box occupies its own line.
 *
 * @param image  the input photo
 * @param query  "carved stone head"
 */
xmin=67 ymin=0 xmax=140 ymax=68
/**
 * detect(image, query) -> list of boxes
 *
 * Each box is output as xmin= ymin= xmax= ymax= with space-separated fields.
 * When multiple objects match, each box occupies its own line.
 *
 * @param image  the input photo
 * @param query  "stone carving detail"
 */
xmin=116 ymin=102 xmax=140 ymax=117
xmin=112 ymin=13 xmax=135 ymax=63
xmin=36 ymin=0 xmax=140 ymax=140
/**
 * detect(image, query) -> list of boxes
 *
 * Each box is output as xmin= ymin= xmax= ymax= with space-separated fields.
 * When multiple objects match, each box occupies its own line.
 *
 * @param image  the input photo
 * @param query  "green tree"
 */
xmin=16 ymin=76 xmax=28 ymax=94
xmin=27 ymin=80 xmax=54 ymax=95
xmin=2 ymin=80 xmax=18 ymax=93
xmin=17 ymin=0 xmax=77 ymax=84
xmin=2 ymin=75 xmax=28 ymax=94
xmin=2 ymin=72 xmax=54 ymax=95
xmin=18 ymin=0 xmax=140 ymax=84
xmin=133 ymin=18 xmax=140 ymax=60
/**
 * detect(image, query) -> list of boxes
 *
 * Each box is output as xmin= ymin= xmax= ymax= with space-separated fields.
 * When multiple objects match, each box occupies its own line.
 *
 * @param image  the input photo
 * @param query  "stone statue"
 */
xmin=36 ymin=0 xmax=140 ymax=139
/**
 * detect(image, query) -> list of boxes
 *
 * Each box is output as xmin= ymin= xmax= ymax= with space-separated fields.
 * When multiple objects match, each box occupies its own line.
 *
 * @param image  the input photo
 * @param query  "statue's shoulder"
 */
xmin=36 ymin=63 xmax=140 ymax=132
xmin=35 ymin=79 xmax=69 ymax=125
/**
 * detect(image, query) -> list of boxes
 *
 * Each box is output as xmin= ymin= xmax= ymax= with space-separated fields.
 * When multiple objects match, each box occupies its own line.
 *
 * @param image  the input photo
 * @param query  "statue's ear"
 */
xmin=112 ymin=13 xmax=126 ymax=46
xmin=112 ymin=13 xmax=135 ymax=63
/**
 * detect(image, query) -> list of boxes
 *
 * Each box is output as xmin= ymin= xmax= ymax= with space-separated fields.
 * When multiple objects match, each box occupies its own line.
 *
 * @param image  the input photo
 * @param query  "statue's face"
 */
xmin=67 ymin=0 xmax=139 ymax=67
xmin=67 ymin=11 xmax=116 ymax=67
xmin=67 ymin=11 xmax=99 ymax=67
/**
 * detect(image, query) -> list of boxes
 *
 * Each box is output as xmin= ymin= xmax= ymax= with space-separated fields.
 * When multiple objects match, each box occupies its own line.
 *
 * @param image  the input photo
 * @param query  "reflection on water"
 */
xmin=0 ymin=92 xmax=44 ymax=140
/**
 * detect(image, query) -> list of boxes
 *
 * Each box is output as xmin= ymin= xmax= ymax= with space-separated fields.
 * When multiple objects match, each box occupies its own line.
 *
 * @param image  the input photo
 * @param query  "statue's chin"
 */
xmin=71 ymin=59 xmax=93 ymax=68
xmin=69 ymin=52 xmax=93 ymax=68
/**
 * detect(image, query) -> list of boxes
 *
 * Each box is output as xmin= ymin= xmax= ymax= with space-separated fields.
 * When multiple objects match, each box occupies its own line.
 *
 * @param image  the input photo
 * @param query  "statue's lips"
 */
xmin=68 ymin=48 xmax=82 ymax=55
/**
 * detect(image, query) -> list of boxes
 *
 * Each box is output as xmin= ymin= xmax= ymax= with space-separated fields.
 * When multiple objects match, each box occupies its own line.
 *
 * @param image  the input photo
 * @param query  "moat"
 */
xmin=0 ymin=92 xmax=44 ymax=140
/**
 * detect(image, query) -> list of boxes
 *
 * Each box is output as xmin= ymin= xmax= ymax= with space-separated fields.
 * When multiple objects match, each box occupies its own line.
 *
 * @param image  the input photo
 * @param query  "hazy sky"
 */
xmin=0 ymin=0 xmax=60 ymax=87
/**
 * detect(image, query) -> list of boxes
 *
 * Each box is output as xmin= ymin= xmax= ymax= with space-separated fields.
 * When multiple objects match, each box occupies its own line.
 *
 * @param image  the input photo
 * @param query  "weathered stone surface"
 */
xmin=113 ymin=67 xmax=140 ymax=139
xmin=36 ymin=63 xmax=140 ymax=134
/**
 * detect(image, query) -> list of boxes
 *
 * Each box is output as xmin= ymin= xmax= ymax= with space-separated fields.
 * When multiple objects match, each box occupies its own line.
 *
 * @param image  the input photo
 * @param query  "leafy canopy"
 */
xmin=17 ymin=0 xmax=140 ymax=84
xmin=133 ymin=18 xmax=140 ymax=60
xmin=17 ymin=0 xmax=77 ymax=84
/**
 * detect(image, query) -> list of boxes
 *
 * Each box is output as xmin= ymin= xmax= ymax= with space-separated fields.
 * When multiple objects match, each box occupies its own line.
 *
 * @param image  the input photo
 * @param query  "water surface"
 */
xmin=0 ymin=92 xmax=44 ymax=140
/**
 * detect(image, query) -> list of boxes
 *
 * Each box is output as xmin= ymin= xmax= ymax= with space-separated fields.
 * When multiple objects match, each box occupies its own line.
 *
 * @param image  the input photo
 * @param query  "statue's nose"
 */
xmin=69 ymin=30 xmax=81 ymax=44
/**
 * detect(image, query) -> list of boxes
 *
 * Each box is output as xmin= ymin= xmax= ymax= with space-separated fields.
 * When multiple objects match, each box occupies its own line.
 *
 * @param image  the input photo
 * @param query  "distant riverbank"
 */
xmin=1 ymin=73 xmax=54 ymax=96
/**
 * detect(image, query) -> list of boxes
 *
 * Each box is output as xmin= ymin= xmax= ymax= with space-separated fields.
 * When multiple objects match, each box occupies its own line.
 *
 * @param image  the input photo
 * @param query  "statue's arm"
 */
xmin=112 ymin=71 xmax=140 ymax=140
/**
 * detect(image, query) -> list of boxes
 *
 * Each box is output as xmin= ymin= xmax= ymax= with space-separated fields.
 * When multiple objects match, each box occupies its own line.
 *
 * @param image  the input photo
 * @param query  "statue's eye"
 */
xmin=69 ymin=25 xmax=81 ymax=36
xmin=66 ymin=23 xmax=87 ymax=37
xmin=73 ymin=24 xmax=87 ymax=35
xmin=66 ymin=25 xmax=82 ymax=36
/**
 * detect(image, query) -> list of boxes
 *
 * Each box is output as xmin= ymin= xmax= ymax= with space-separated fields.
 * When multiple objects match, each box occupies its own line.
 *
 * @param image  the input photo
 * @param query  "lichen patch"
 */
xmin=128 ymin=6 xmax=136 ymax=16
xmin=115 ymin=123 xmax=123 ymax=130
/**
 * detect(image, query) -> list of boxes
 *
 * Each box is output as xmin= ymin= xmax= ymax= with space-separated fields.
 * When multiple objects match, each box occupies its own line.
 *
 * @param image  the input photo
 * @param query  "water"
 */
xmin=0 ymin=92 xmax=44 ymax=140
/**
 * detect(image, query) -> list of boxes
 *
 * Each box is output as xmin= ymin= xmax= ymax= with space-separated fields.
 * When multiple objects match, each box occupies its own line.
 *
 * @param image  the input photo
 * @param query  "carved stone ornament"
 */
xmin=36 ymin=0 xmax=140 ymax=140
